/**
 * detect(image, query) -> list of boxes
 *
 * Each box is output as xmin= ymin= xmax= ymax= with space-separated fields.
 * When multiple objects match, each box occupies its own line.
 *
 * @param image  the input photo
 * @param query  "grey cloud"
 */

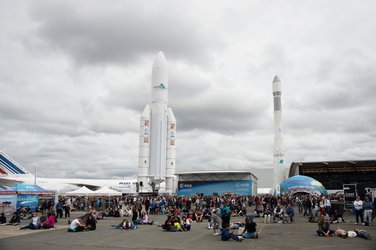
xmin=28 ymin=0 xmax=224 ymax=66
xmin=174 ymin=97 xmax=268 ymax=134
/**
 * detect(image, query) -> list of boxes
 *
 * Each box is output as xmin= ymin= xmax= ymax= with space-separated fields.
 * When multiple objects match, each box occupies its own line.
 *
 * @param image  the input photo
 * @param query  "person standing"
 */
xmin=56 ymin=200 xmax=63 ymax=219
xmin=221 ymin=203 xmax=231 ymax=228
xmin=324 ymin=196 xmax=331 ymax=216
xmin=212 ymin=208 xmax=222 ymax=236
xmin=135 ymin=198 xmax=143 ymax=218
xmin=363 ymin=196 xmax=373 ymax=226
xmin=353 ymin=196 xmax=364 ymax=225
xmin=64 ymin=198 xmax=71 ymax=218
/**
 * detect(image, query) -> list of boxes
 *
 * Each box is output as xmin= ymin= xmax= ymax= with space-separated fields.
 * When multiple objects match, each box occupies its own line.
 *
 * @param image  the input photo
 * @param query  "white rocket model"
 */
xmin=272 ymin=75 xmax=285 ymax=194
xmin=137 ymin=51 xmax=176 ymax=194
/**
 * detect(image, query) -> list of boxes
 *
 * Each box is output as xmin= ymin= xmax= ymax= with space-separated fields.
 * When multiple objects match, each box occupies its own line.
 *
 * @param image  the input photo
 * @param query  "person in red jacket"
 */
xmin=41 ymin=212 xmax=55 ymax=229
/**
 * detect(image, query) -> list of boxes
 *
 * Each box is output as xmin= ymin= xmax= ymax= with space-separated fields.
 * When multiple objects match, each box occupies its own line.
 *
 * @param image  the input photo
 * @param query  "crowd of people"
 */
xmin=0 ymin=193 xmax=374 ymax=242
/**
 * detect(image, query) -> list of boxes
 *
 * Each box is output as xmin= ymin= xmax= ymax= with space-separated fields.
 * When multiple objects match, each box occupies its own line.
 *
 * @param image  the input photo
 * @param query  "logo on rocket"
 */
xmin=154 ymin=83 xmax=167 ymax=89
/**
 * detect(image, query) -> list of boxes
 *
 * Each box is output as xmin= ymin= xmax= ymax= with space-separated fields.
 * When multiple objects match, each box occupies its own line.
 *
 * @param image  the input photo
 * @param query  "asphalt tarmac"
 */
xmin=0 ymin=211 xmax=374 ymax=250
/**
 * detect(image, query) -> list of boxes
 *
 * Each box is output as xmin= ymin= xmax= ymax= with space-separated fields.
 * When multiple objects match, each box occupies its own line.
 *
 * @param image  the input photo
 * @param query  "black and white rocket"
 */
xmin=272 ymin=75 xmax=285 ymax=193
xmin=137 ymin=51 xmax=176 ymax=194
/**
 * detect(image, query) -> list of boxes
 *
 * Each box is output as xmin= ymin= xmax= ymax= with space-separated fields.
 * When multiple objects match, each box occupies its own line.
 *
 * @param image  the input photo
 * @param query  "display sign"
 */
xmin=17 ymin=194 xmax=38 ymax=212
xmin=343 ymin=184 xmax=357 ymax=209
xmin=178 ymin=180 xmax=253 ymax=196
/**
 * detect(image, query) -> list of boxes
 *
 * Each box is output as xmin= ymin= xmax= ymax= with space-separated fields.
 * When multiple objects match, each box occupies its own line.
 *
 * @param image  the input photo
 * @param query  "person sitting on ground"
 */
xmin=39 ymin=211 xmax=48 ymax=225
xmin=354 ymin=229 xmax=371 ymax=240
xmin=114 ymin=208 xmax=121 ymax=217
xmin=181 ymin=215 xmax=191 ymax=231
xmin=238 ymin=203 xmax=247 ymax=217
xmin=335 ymin=227 xmax=348 ymax=238
xmin=203 ymin=207 xmax=211 ymax=220
xmin=317 ymin=216 xmax=334 ymax=237
xmin=17 ymin=206 xmax=28 ymax=219
xmin=124 ymin=205 xmax=132 ymax=217
xmin=241 ymin=216 xmax=258 ymax=239
xmin=188 ymin=210 xmax=195 ymax=222
xmin=286 ymin=203 xmax=295 ymax=223
xmin=220 ymin=225 xmax=242 ymax=242
xmin=41 ymin=212 xmax=55 ymax=229
xmin=273 ymin=204 xmax=284 ymax=222
xmin=112 ymin=219 xmax=126 ymax=229
xmin=85 ymin=211 xmax=97 ymax=230
xmin=161 ymin=215 xmax=174 ymax=231
xmin=125 ymin=219 xmax=136 ymax=229
xmin=195 ymin=208 xmax=203 ymax=222
xmin=7 ymin=212 xmax=20 ymax=225
xmin=141 ymin=211 xmax=153 ymax=225
xmin=172 ymin=215 xmax=183 ymax=231
xmin=263 ymin=204 xmax=272 ymax=224
xmin=0 ymin=213 xmax=6 ymax=225
xmin=20 ymin=212 xmax=40 ymax=230
xmin=331 ymin=209 xmax=345 ymax=223
xmin=68 ymin=218 xmax=85 ymax=232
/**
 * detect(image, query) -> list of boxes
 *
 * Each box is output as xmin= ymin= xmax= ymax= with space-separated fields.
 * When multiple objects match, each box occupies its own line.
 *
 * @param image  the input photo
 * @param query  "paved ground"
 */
xmin=0 ymin=211 xmax=374 ymax=250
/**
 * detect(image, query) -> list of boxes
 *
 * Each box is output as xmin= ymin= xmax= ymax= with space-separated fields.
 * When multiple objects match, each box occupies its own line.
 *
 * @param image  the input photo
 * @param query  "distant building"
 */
xmin=175 ymin=171 xmax=258 ymax=196
xmin=289 ymin=160 xmax=376 ymax=198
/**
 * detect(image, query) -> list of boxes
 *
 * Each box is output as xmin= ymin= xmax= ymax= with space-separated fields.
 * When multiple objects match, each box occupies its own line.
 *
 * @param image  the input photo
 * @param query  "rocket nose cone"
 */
xmin=154 ymin=51 xmax=167 ymax=66
xmin=152 ymin=51 xmax=168 ymax=87
xmin=272 ymin=75 xmax=281 ymax=83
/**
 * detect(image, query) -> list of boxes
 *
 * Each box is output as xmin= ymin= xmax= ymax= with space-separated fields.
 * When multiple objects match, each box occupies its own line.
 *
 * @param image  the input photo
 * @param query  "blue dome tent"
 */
xmin=280 ymin=175 xmax=327 ymax=196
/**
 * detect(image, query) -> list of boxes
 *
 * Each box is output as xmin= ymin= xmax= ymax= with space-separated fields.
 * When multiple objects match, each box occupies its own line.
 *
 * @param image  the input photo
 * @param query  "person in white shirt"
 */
xmin=20 ymin=212 xmax=40 ymax=230
xmin=273 ymin=204 xmax=284 ymax=222
xmin=353 ymin=196 xmax=364 ymax=225
xmin=324 ymin=196 xmax=331 ymax=216
xmin=68 ymin=218 xmax=85 ymax=232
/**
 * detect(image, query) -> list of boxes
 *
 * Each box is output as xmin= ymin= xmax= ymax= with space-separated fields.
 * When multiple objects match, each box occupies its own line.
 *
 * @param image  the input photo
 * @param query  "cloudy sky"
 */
xmin=1 ymin=0 xmax=375 ymax=187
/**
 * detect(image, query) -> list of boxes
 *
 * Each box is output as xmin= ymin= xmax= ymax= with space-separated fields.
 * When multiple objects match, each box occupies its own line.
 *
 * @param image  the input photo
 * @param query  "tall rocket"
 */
xmin=272 ymin=75 xmax=285 ymax=193
xmin=137 ymin=51 xmax=176 ymax=194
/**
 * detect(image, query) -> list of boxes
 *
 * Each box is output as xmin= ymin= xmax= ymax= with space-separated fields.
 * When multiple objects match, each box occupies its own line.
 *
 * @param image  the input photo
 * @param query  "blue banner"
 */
xmin=17 ymin=194 xmax=38 ymax=212
xmin=178 ymin=180 xmax=253 ymax=196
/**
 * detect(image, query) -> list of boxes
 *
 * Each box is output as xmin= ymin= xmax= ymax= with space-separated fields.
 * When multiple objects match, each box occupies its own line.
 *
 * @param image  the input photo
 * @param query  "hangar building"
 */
xmin=289 ymin=160 xmax=376 ymax=198
xmin=176 ymin=171 xmax=257 ymax=196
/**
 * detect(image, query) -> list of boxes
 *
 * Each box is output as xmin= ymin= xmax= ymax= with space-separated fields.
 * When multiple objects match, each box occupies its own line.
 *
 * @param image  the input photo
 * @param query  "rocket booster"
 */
xmin=137 ymin=51 xmax=176 ymax=194
xmin=272 ymin=75 xmax=285 ymax=193
xmin=149 ymin=52 xmax=168 ymax=179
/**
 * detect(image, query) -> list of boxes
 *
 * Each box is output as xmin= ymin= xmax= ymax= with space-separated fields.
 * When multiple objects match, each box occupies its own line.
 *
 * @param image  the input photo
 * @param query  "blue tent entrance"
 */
xmin=0 ymin=184 xmax=54 ymax=212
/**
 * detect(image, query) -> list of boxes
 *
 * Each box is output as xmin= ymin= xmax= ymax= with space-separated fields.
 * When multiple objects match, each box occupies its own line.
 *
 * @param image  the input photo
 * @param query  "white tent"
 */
xmin=65 ymin=186 xmax=94 ymax=196
xmin=93 ymin=186 xmax=122 ymax=196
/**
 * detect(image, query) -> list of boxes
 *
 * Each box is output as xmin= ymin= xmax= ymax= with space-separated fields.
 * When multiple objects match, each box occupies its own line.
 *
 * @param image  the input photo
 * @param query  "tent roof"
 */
xmin=93 ymin=186 xmax=122 ymax=196
xmin=0 ymin=184 xmax=54 ymax=195
xmin=280 ymin=175 xmax=328 ymax=196
xmin=65 ymin=186 xmax=94 ymax=196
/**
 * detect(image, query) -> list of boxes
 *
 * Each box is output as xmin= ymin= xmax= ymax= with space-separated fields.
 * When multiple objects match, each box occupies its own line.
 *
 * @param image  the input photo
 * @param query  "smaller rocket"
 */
xmin=272 ymin=75 xmax=285 ymax=193
xmin=137 ymin=52 xmax=176 ymax=194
